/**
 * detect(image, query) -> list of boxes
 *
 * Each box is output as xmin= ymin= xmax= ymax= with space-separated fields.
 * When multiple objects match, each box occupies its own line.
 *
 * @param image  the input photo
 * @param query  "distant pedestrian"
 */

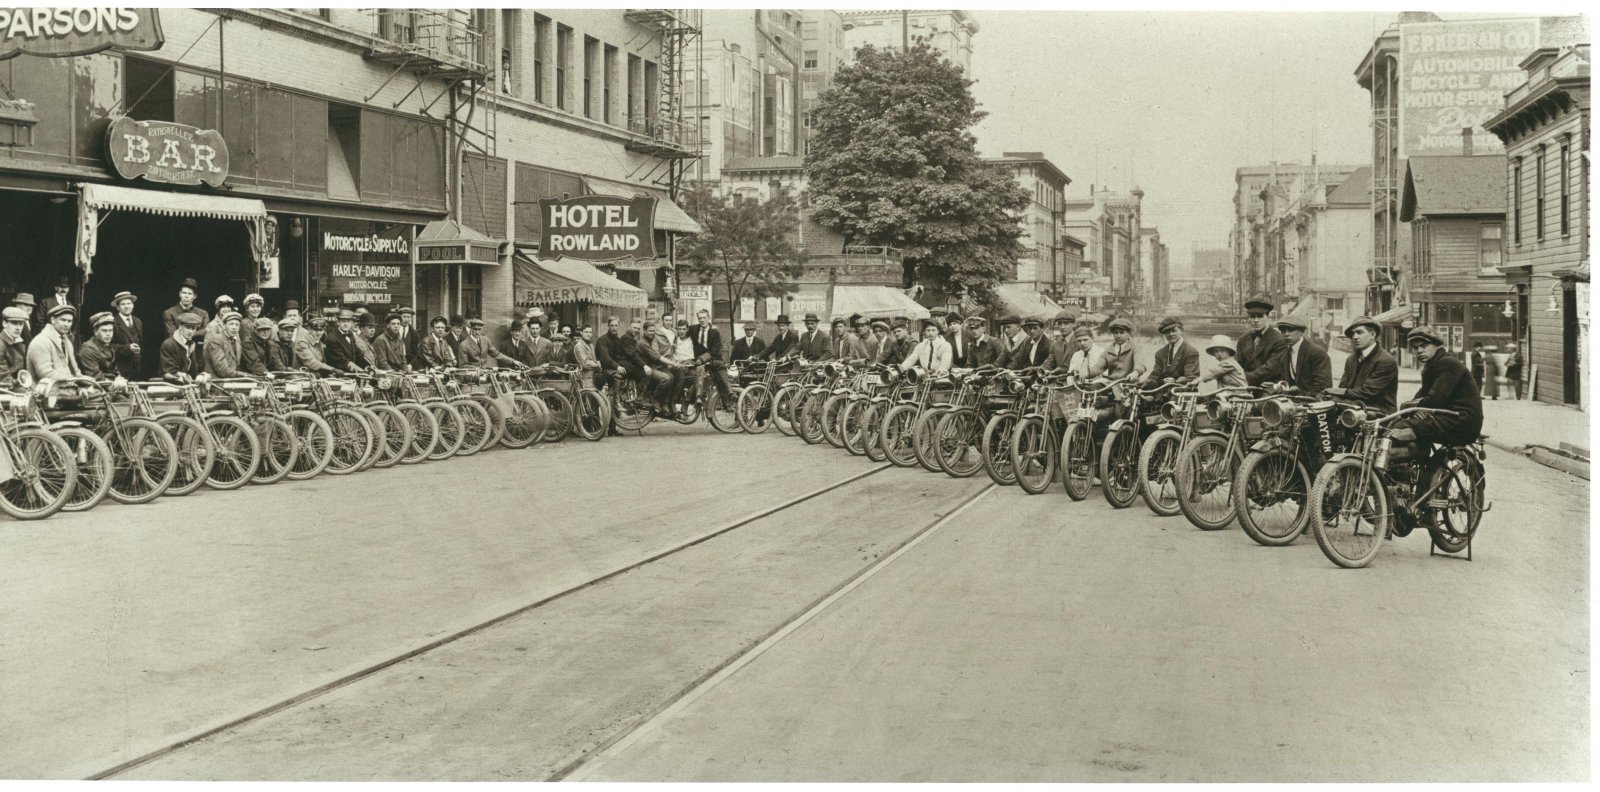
xmin=1482 ymin=348 xmax=1501 ymax=400
xmin=1505 ymin=344 xmax=1525 ymax=400
xmin=1469 ymin=342 xmax=1486 ymax=387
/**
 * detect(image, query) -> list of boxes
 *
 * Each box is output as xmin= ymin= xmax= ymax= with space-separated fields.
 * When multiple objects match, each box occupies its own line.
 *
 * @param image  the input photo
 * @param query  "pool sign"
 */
xmin=538 ymin=194 xmax=657 ymax=263
xmin=0 ymin=8 xmax=164 ymax=60
xmin=107 ymin=116 xmax=229 ymax=187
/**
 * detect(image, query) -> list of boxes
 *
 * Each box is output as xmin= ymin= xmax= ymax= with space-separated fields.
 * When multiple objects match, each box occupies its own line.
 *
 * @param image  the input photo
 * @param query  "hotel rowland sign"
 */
xmin=0 ymin=8 xmax=164 ymax=59
xmin=538 ymin=194 xmax=658 ymax=263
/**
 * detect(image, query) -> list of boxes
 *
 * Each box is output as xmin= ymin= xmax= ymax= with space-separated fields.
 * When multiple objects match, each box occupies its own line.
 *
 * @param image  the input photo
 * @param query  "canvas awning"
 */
xmin=1372 ymin=302 xmax=1414 ymax=325
xmin=75 ymin=182 xmax=270 ymax=275
xmin=994 ymin=282 xmax=1064 ymax=319
xmin=581 ymin=176 xmax=703 ymax=234
xmin=830 ymin=285 xmax=930 ymax=320
xmin=513 ymin=253 xmax=646 ymax=309
xmin=415 ymin=217 xmax=502 ymax=266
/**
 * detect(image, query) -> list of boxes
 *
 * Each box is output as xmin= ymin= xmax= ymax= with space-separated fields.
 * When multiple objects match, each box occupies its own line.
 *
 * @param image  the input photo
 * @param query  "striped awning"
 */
xmin=513 ymin=253 xmax=646 ymax=309
xmin=78 ymin=183 xmax=267 ymax=221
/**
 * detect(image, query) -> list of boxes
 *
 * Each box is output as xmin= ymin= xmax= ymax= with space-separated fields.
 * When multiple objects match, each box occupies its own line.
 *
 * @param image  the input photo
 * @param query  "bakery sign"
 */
xmin=0 ymin=8 xmax=164 ymax=59
xmin=107 ymin=116 xmax=229 ymax=187
xmin=538 ymin=194 xmax=657 ymax=263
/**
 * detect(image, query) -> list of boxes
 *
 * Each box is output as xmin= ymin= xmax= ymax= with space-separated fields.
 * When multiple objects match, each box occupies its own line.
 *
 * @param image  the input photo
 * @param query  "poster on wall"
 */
xmin=764 ymin=297 xmax=781 ymax=320
xmin=1398 ymin=18 xmax=1541 ymax=158
xmin=740 ymin=298 xmax=756 ymax=320
xmin=315 ymin=219 xmax=413 ymax=312
xmin=257 ymin=216 xmax=281 ymax=289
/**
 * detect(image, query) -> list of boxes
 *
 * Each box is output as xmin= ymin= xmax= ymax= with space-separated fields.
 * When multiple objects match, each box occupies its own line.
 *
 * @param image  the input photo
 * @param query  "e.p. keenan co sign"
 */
xmin=538 ymin=194 xmax=657 ymax=263
xmin=0 ymin=8 xmax=164 ymax=60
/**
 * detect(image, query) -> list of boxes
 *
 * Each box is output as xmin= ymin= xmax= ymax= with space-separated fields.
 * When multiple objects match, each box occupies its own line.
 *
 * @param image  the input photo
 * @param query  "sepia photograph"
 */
xmin=0 ymin=1 xmax=1590 ymax=783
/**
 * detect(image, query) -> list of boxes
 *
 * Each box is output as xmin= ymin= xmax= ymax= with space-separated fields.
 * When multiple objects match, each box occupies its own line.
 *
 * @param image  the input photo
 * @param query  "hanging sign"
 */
xmin=0 ymin=8 xmax=164 ymax=60
xmin=538 ymin=194 xmax=657 ymax=263
xmin=106 ymin=116 xmax=229 ymax=187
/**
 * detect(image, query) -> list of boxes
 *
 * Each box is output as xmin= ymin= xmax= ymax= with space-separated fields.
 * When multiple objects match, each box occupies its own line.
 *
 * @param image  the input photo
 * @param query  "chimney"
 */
xmin=1462 ymin=127 xmax=1474 ymax=156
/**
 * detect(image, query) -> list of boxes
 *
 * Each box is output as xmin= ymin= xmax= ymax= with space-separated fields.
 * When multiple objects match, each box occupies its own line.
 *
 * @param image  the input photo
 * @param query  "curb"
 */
xmin=1484 ymin=437 xmax=1590 ymax=480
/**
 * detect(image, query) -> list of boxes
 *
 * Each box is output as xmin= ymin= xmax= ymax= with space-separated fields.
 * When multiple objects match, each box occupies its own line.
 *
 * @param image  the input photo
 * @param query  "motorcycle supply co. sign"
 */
xmin=107 ymin=116 xmax=229 ymax=187
xmin=0 ymin=8 xmax=164 ymax=59
xmin=538 ymin=194 xmax=657 ymax=263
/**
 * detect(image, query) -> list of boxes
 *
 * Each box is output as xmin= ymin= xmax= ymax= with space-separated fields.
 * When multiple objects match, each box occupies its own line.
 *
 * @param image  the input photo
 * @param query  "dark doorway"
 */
xmin=0 ymin=192 xmax=77 ymax=303
xmin=1563 ymin=284 xmax=1580 ymax=405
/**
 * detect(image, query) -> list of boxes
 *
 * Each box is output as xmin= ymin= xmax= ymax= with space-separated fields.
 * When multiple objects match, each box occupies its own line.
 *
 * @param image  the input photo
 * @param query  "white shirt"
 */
xmin=901 ymin=335 xmax=952 ymax=375
xmin=1068 ymin=345 xmax=1105 ymax=379
xmin=1288 ymin=338 xmax=1304 ymax=380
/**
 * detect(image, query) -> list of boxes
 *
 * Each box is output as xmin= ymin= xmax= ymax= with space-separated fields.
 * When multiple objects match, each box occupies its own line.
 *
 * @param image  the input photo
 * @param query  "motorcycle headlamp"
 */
xmin=1160 ymin=401 xmax=1179 ymax=423
xmin=1260 ymin=397 xmax=1301 ymax=429
xmin=1206 ymin=400 xmax=1232 ymax=422
xmin=1339 ymin=407 xmax=1368 ymax=428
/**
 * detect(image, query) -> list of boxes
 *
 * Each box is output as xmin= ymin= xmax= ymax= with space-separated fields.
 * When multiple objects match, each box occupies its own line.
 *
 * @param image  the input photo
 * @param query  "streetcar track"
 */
xmin=553 ymin=481 xmax=998 ymax=782
xmin=88 ymin=461 xmax=893 ymax=780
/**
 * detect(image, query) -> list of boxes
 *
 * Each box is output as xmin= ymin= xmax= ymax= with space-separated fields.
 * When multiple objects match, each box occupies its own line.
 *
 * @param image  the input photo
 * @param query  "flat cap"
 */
xmin=214 ymin=294 xmax=235 ymax=307
xmin=1 ymin=306 xmax=29 ymax=321
xmin=89 ymin=311 xmax=115 ymax=329
xmin=1157 ymin=316 xmax=1183 ymax=333
xmin=1275 ymin=316 xmax=1308 ymax=332
xmin=1406 ymin=324 xmax=1445 ymax=346
xmin=1244 ymin=295 xmax=1273 ymax=313
xmin=467 ymin=317 xmax=486 ymax=327
xmin=870 ymin=319 xmax=889 ymax=331
xmin=1022 ymin=317 xmax=1042 ymax=329
xmin=221 ymin=310 xmax=243 ymax=324
xmin=1344 ymin=316 xmax=1381 ymax=338
xmin=396 ymin=305 xmax=415 ymax=315
xmin=254 ymin=318 xmax=276 ymax=330
xmin=46 ymin=303 xmax=76 ymax=320
xmin=1072 ymin=326 xmax=1094 ymax=340
xmin=276 ymin=317 xmax=297 ymax=329
xmin=743 ymin=321 xmax=756 ymax=329
xmin=998 ymin=315 xmax=1021 ymax=326
xmin=175 ymin=313 xmax=203 ymax=328
xmin=242 ymin=293 xmax=264 ymax=307
xmin=337 ymin=309 xmax=356 ymax=320
xmin=1054 ymin=309 xmax=1076 ymax=323
xmin=1108 ymin=316 xmax=1134 ymax=333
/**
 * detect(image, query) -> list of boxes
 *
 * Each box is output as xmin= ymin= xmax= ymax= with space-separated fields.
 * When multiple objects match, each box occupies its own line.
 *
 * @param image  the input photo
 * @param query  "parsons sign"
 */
xmin=0 ymin=8 xmax=164 ymax=59
xmin=107 ymin=116 xmax=229 ymax=187
xmin=538 ymin=194 xmax=657 ymax=263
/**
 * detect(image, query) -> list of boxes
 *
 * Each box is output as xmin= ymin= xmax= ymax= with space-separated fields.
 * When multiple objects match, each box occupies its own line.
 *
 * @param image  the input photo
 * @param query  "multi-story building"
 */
xmin=987 ymin=152 xmax=1069 ymax=295
xmin=1253 ymin=166 xmax=1370 ymax=336
xmin=1139 ymin=228 xmax=1169 ymax=311
xmin=799 ymin=11 xmax=846 ymax=155
xmin=1189 ymin=246 xmax=1233 ymax=311
xmin=684 ymin=9 xmax=805 ymax=182
xmin=1230 ymin=161 xmax=1361 ymax=309
xmin=1100 ymin=186 xmax=1145 ymax=312
xmin=840 ymin=10 xmax=978 ymax=74
xmin=1399 ymin=154 xmax=1512 ymax=358
xmin=1486 ymin=44 xmax=1590 ymax=410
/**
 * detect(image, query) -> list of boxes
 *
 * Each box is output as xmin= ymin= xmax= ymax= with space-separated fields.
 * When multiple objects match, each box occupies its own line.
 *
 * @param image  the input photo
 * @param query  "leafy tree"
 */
xmin=676 ymin=183 xmax=808 ymax=340
xmin=805 ymin=43 xmax=1029 ymax=308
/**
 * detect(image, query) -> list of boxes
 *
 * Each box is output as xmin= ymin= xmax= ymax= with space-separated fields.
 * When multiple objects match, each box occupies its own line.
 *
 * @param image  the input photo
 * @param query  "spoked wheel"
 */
xmin=346 ymin=406 xmax=385 ymax=472
xmin=981 ymin=412 xmax=1020 ymax=486
xmin=821 ymin=394 xmax=851 ymax=447
xmin=610 ymin=383 xmax=654 ymax=433
xmin=0 ymin=428 xmax=77 ymax=520
xmin=1058 ymin=420 xmax=1095 ymax=501
xmin=534 ymin=388 xmax=573 ymax=443
xmin=572 ymin=389 xmax=608 ymax=441
xmin=797 ymin=393 xmax=828 ymax=444
xmin=937 ymin=408 xmax=985 ymax=478
xmin=425 ymin=401 xmax=465 ymax=461
xmin=771 ymin=385 xmax=801 ymax=437
xmin=1137 ymin=429 xmax=1183 ymax=516
xmin=500 ymin=394 xmax=549 ymax=449
xmin=285 ymin=409 xmax=335 ymax=480
xmin=911 ymin=407 xmax=950 ymax=473
xmin=104 ymin=418 xmax=178 ymax=505
xmin=473 ymin=396 xmax=508 ymax=450
xmin=706 ymin=389 xmax=742 ymax=434
xmin=365 ymin=403 xmax=413 ymax=467
xmin=737 ymin=384 xmax=773 ymax=434
xmin=840 ymin=399 xmax=870 ymax=456
xmin=452 ymin=398 xmax=494 ymax=456
xmin=1310 ymin=457 xmax=1391 ymax=568
xmin=1009 ymin=416 xmax=1056 ymax=495
xmin=880 ymin=404 xmax=920 ymax=467
xmin=324 ymin=409 xmax=376 ymax=474
xmin=396 ymin=402 xmax=439 ymax=464
xmin=1175 ymin=435 xmax=1239 ymax=530
xmin=861 ymin=403 xmax=889 ymax=462
xmin=203 ymin=415 xmax=261 ymax=490
xmin=1099 ymin=426 xmax=1141 ymax=508
xmin=157 ymin=415 xmax=216 ymax=497
xmin=249 ymin=415 xmax=298 ymax=486
xmin=54 ymin=427 xmax=111 ymax=513
xmin=1235 ymin=449 xmax=1312 ymax=546
xmin=1425 ymin=451 xmax=1484 ymax=555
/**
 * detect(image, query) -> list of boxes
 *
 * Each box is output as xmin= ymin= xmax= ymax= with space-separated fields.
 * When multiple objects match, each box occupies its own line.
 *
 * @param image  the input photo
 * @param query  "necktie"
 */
xmin=955 ymin=334 xmax=963 ymax=358
xmin=1290 ymin=344 xmax=1299 ymax=382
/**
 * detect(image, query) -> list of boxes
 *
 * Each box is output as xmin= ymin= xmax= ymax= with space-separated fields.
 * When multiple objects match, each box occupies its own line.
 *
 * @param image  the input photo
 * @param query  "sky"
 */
xmin=969 ymin=11 xmax=1396 ymax=275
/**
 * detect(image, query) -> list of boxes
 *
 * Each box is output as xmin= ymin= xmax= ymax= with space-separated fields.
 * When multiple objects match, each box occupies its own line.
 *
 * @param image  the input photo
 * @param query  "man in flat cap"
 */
xmin=160 ymin=313 xmax=203 ymax=383
xmin=1144 ymin=316 xmax=1200 ymax=385
xmin=996 ymin=315 xmax=1026 ymax=368
xmin=393 ymin=306 xmax=422 ymax=364
xmin=1102 ymin=316 xmax=1144 ymax=380
xmin=78 ymin=312 xmax=119 ymax=381
xmin=27 ymin=303 xmax=82 ymax=380
xmin=730 ymin=321 xmax=765 ymax=365
xmin=109 ymin=291 xmax=143 ymax=378
xmin=1011 ymin=317 xmax=1053 ymax=369
xmin=1326 ymin=315 xmax=1397 ymax=414
xmin=1237 ymin=295 xmax=1289 ymax=386
xmin=796 ymin=312 xmax=832 ymax=361
xmin=269 ymin=318 xmax=299 ymax=373
xmin=867 ymin=319 xmax=890 ymax=364
xmin=1275 ymin=315 xmax=1331 ymax=394
xmin=418 ymin=315 xmax=457 ymax=369
xmin=899 ymin=317 xmax=953 ymax=377
xmin=9 ymin=292 xmax=37 ymax=344
xmin=459 ymin=317 xmax=522 ymax=369
xmin=322 ymin=309 xmax=371 ymax=373
xmin=0 ymin=306 xmax=28 ymax=383
xmin=965 ymin=316 xmax=1000 ymax=368
xmin=372 ymin=313 xmax=412 ymax=373
xmin=204 ymin=310 xmax=246 ymax=378
xmin=880 ymin=318 xmax=915 ymax=369
xmin=239 ymin=317 xmax=274 ymax=376
xmin=162 ymin=278 xmax=208 ymax=341
xmin=830 ymin=317 xmax=865 ymax=361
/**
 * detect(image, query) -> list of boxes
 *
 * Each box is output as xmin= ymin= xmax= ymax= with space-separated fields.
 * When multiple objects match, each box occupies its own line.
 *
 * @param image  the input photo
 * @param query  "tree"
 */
xmin=805 ymin=43 xmax=1029 ymax=308
xmin=676 ymin=183 xmax=808 ymax=341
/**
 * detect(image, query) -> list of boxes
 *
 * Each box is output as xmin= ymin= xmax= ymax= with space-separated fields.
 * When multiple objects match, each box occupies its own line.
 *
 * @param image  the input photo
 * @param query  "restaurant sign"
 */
xmin=107 ymin=116 xmax=229 ymax=187
xmin=538 ymin=194 xmax=657 ymax=263
xmin=0 ymin=8 xmax=164 ymax=60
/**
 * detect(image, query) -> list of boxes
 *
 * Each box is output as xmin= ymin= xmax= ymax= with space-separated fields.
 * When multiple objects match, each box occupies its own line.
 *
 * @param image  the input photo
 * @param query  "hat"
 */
xmin=179 ymin=277 xmax=199 ymax=291
xmin=54 ymin=275 xmax=71 ymax=288
xmin=775 ymin=314 xmax=792 ymax=324
xmin=386 ymin=312 xmax=404 ymax=323
xmin=176 ymin=313 xmax=203 ymax=329
xmin=891 ymin=317 xmax=909 ymax=328
xmin=357 ymin=313 xmax=374 ymax=327
xmin=509 ymin=319 xmax=525 ymax=332
xmin=467 ymin=317 xmax=485 ymax=327
xmin=998 ymin=315 xmax=1020 ymax=326
xmin=831 ymin=316 xmax=847 ymax=327
xmin=276 ymin=317 xmax=296 ymax=329
xmin=803 ymin=312 xmax=820 ymax=322
xmin=944 ymin=313 xmax=964 ymax=324
xmin=1244 ymin=295 xmax=1273 ymax=314
xmin=46 ymin=303 xmax=76 ymax=320
xmin=1 ymin=306 xmax=29 ymax=321
xmin=1344 ymin=316 xmax=1380 ymax=338
xmin=1053 ymin=309 xmax=1076 ymax=323
xmin=221 ymin=310 xmax=243 ymax=324
xmin=848 ymin=313 xmax=864 ymax=327
xmin=88 ymin=311 xmax=114 ymax=329
xmin=214 ymin=294 xmax=235 ymax=307
xmin=525 ymin=306 xmax=545 ymax=318
xmin=1157 ymin=316 xmax=1183 ymax=334
xmin=396 ymin=305 xmax=415 ymax=315
xmin=1022 ymin=317 xmax=1042 ymax=329
xmin=242 ymin=293 xmax=264 ymax=307
xmin=1072 ymin=326 xmax=1094 ymax=340
xmin=1275 ymin=316 xmax=1308 ymax=332
xmin=1406 ymin=324 xmax=1445 ymax=346
xmin=1205 ymin=334 xmax=1237 ymax=356
xmin=430 ymin=315 xmax=449 ymax=327
xmin=870 ymin=319 xmax=889 ymax=331
xmin=743 ymin=321 xmax=756 ymax=329
xmin=337 ymin=309 xmax=356 ymax=320
xmin=1108 ymin=317 xmax=1134 ymax=333
xmin=11 ymin=292 xmax=36 ymax=308
xmin=966 ymin=315 xmax=987 ymax=326
xmin=450 ymin=314 xmax=465 ymax=327
xmin=930 ymin=307 xmax=948 ymax=317
xmin=254 ymin=318 xmax=276 ymax=331
xmin=110 ymin=291 xmax=136 ymax=307
xmin=284 ymin=300 xmax=301 ymax=312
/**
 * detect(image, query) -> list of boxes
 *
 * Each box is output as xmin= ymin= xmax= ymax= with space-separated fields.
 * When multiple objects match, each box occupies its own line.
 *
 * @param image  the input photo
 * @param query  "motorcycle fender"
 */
xmin=1324 ymin=452 xmax=1364 ymax=466
xmin=993 ymin=409 xmax=1019 ymax=419
xmin=1249 ymin=437 xmax=1286 ymax=454
xmin=204 ymin=409 xmax=236 ymax=418
xmin=869 ymin=395 xmax=892 ymax=404
xmin=1107 ymin=418 xmax=1132 ymax=434
xmin=49 ymin=419 xmax=88 ymax=429
xmin=1190 ymin=428 xmax=1228 ymax=440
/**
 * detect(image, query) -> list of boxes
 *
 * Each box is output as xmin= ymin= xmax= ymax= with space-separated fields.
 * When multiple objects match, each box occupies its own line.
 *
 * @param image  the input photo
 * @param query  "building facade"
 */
xmin=1486 ymin=44 xmax=1590 ymax=410
xmin=840 ymin=10 xmax=977 ymax=74
xmin=987 ymin=152 xmax=1069 ymax=297
xmin=1229 ymin=161 xmax=1361 ymax=309
xmin=1399 ymin=154 xmax=1513 ymax=358
xmin=799 ymin=10 xmax=846 ymax=156
xmin=684 ymin=9 xmax=806 ymax=182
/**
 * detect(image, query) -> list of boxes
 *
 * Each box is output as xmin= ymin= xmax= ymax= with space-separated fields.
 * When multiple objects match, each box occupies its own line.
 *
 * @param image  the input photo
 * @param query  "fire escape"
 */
xmin=622 ymin=9 xmax=704 ymax=197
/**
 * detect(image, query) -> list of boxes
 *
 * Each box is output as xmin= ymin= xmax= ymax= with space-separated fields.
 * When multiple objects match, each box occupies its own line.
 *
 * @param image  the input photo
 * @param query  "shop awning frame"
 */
xmin=513 ymin=252 xmax=647 ymax=309
xmin=415 ymin=217 xmax=503 ymax=266
xmin=580 ymin=175 xmax=704 ymax=235
xmin=1372 ymin=303 xmax=1414 ymax=325
xmin=830 ymin=285 xmax=931 ymax=320
xmin=74 ymin=182 xmax=271 ymax=276
xmin=994 ymin=282 xmax=1064 ymax=320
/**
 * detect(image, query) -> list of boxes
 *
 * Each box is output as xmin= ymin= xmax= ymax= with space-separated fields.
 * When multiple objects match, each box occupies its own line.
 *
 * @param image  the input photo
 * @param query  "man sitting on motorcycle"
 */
xmin=1390 ymin=325 xmax=1484 ymax=451
xmin=1325 ymin=316 xmax=1397 ymax=415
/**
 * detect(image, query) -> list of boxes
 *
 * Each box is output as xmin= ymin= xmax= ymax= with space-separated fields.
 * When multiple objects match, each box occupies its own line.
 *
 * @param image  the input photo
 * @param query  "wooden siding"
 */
xmin=1410 ymin=216 xmax=1505 ymax=296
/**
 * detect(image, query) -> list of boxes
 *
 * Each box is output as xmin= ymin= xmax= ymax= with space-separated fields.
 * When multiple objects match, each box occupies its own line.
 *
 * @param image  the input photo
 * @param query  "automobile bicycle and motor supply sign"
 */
xmin=538 ymin=194 xmax=657 ymax=263
xmin=0 ymin=8 xmax=163 ymax=59
xmin=1397 ymin=17 xmax=1540 ymax=158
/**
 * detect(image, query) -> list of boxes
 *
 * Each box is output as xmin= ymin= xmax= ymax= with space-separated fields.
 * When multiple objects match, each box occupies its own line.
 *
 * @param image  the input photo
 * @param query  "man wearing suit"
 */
xmin=942 ymin=313 xmax=975 ymax=367
xmin=37 ymin=276 xmax=77 ymax=345
xmin=1010 ymin=318 xmax=1054 ymax=369
xmin=765 ymin=314 xmax=799 ymax=360
xmin=26 ymin=303 xmax=82 ymax=381
xmin=1236 ymin=295 xmax=1289 ymax=386
xmin=162 ymin=278 xmax=209 ymax=341
xmin=688 ymin=309 xmax=732 ymax=406
xmin=996 ymin=315 xmax=1026 ymax=368
xmin=898 ymin=320 xmax=953 ymax=376
xmin=965 ymin=317 xmax=1001 ymax=367
xmin=78 ymin=312 xmax=119 ymax=380
xmin=108 ymin=291 xmax=144 ymax=378
xmin=855 ymin=319 xmax=881 ymax=364
xmin=830 ymin=317 xmax=866 ymax=361
xmin=372 ymin=313 xmax=413 ymax=372
xmin=1144 ymin=316 xmax=1201 ymax=384
xmin=796 ymin=312 xmax=832 ymax=360
xmin=1102 ymin=317 xmax=1143 ymax=380
xmin=730 ymin=321 xmax=765 ymax=364
xmin=321 ymin=309 xmax=372 ymax=373
xmin=879 ymin=319 xmax=915 ymax=368
xmin=394 ymin=306 xmax=423 ymax=365
xmin=1326 ymin=316 xmax=1398 ymax=414
xmin=160 ymin=313 xmax=203 ymax=383
xmin=1275 ymin=316 xmax=1332 ymax=395
xmin=417 ymin=315 xmax=457 ymax=369
xmin=204 ymin=311 xmax=246 ymax=377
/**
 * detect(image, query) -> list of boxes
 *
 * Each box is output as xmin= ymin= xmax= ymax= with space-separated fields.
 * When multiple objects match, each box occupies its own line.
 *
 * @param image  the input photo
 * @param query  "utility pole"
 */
xmin=902 ymin=9 xmax=908 ymax=51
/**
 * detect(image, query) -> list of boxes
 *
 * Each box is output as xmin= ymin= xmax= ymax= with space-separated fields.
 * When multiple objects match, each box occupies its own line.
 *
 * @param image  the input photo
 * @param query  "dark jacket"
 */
xmin=0 ymin=336 xmax=25 ymax=382
xmin=77 ymin=336 xmax=117 ymax=380
xmin=945 ymin=329 xmax=977 ymax=367
xmin=1010 ymin=333 xmax=1053 ymax=369
xmin=595 ymin=331 xmax=639 ymax=375
xmin=880 ymin=336 xmax=915 ymax=368
xmin=372 ymin=330 xmax=411 ymax=371
xmin=269 ymin=338 xmax=296 ymax=372
xmin=766 ymin=329 xmax=799 ymax=359
xmin=796 ymin=328 xmax=832 ymax=360
xmin=1336 ymin=344 xmax=1399 ymax=414
xmin=967 ymin=336 xmax=1001 ymax=368
xmin=1408 ymin=350 xmax=1483 ymax=445
xmin=109 ymin=313 xmax=143 ymax=378
xmin=1147 ymin=340 xmax=1200 ymax=383
xmin=689 ymin=324 xmax=723 ymax=363
xmin=1281 ymin=338 xmax=1333 ymax=394
xmin=322 ymin=327 xmax=370 ymax=372
xmin=239 ymin=332 xmax=271 ymax=376
xmin=1238 ymin=327 xmax=1290 ymax=386
xmin=730 ymin=335 xmax=765 ymax=364
xmin=162 ymin=304 xmax=209 ymax=340
xmin=159 ymin=336 xmax=201 ymax=382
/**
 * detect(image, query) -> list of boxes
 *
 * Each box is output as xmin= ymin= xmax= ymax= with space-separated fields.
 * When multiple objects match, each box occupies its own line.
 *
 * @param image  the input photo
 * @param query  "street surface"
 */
xmin=1 ymin=420 xmax=1588 ymax=781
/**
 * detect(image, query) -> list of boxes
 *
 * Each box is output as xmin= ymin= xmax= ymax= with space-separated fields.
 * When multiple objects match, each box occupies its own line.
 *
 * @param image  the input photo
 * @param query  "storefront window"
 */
xmin=1469 ymin=302 xmax=1514 ymax=352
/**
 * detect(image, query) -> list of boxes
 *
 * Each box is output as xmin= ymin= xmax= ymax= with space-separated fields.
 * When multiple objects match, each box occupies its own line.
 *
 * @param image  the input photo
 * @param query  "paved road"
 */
xmin=2 ymin=422 xmax=1586 ymax=781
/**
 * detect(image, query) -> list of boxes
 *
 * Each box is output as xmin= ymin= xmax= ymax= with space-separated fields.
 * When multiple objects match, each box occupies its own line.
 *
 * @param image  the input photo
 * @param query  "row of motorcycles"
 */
xmin=733 ymin=356 xmax=1491 ymax=569
xmin=0 ymin=364 xmax=615 ymax=522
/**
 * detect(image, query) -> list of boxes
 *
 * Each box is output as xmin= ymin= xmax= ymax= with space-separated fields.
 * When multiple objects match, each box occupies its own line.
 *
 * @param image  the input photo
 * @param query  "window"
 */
xmin=1512 ymin=158 xmax=1523 ymax=244
xmin=1323 ymin=296 xmax=1345 ymax=311
xmin=603 ymin=45 xmax=617 ymax=125
xmin=583 ymin=36 xmax=598 ymax=119
xmin=1560 ymin=137 xmax=1571 ymax=236
xmin=326 ymin=103 xmax=361 ymax=201
xmin=555 ymin=25 xmax=572 ymax=110
xmin=803 ymin=50 xmax=818 ymax=69
xmin=1479 ymin=223 xmax=1503 ymax=273
xmin=533 ymin=15 xmax=549 ymax=104
xmin=123 ymin=56 xmax=174 ymax=122
xmin=1535 ymin=146 xmax=1546 ymax=240
xmin=499 ymin=9 xmax=518 ymax=97
xmin=643 ymin=60 xmax=658 ymax=132
xmin=627 ymin=54 xmax=641 ymax=132
xmin=377 ymin=10 xmax=417 ymax=44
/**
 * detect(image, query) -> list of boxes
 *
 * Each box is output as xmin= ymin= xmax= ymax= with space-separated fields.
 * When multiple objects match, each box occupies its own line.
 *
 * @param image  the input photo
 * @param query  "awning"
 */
xmin=994 ymin=282 xmax=1064 ymax=319
xmin=513 ymin=253 xmax=646 ymax=309
xmin=830 ymin=285 xmax=930 ymax=320
xmin=75 ymin=182 xmax=270 ymax=276
xmin=415 ymin=217 xmax=502 ymax=265
xmin=1372 ymin=303 xmax=1414 ymax=325
xmin=581 ymin=175 xmax=703 ymax=234
xmin=1081 ymin=311 xmax=1109 ymax=325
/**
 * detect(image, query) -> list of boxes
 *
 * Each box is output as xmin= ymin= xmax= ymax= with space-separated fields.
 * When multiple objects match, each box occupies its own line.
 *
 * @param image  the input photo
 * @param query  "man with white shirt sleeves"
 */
xmin=899 ymin=320 xmax=953 ymax=377
xmin=1275 ymin=316 xmax=1332 ymax=395
xmin=1144 ymin=316 xmax=1200 ymax=385
xmin=1010 ymin=317 xmax=1053 ymax=370
xmin=1064 ymin=326 xmax=1107 ymax=380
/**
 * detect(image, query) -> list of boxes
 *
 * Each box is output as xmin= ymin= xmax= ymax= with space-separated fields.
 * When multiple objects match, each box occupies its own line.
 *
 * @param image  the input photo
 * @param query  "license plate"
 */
xmin=1073 ymin=408 xmax=1097 ymax=421
xmin=1145 ymin=414 xmax=1162 ymax=425
xmin=864 ymin=374 xmax=881 ymax=386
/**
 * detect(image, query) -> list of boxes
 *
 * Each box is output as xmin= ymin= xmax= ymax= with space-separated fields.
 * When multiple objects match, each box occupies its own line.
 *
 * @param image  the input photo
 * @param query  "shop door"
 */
xmin=1563 ymin=286 xmax=1580 ymax=405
